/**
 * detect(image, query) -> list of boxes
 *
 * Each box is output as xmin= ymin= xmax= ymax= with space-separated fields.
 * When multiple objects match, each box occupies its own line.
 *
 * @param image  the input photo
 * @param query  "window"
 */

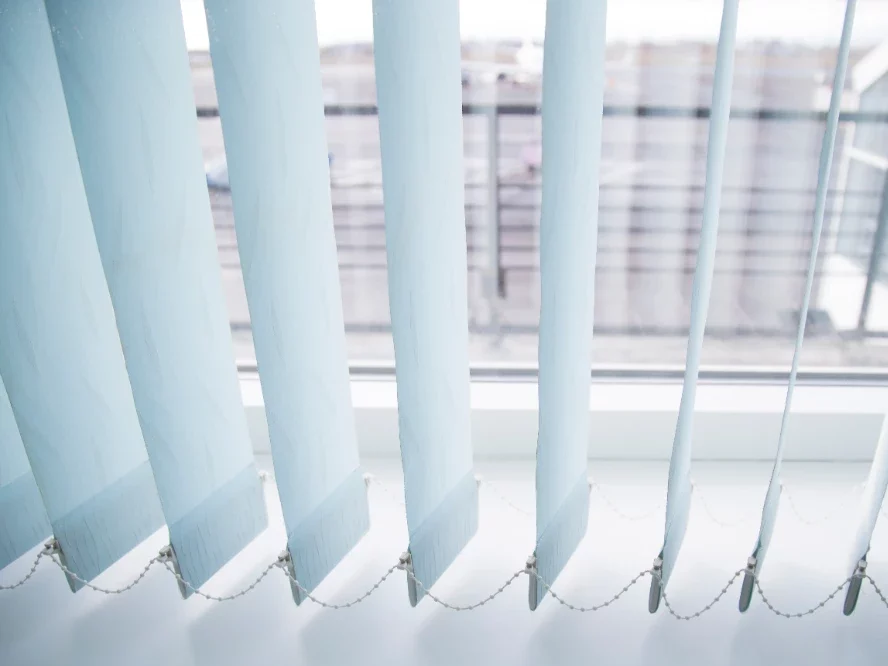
xmin=4 ymin=4 xmax=888 ymax=664
xmin=183 ymin=0 xmax=888 ymax=374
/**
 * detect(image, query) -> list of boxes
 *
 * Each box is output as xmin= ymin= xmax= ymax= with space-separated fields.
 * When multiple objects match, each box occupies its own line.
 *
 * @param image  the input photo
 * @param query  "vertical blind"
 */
xmin=0 ymin=0 xmax=164 ymax=591
xmin=43 ymin=0 xmax=267 ymax=597
xmin=532 ymin=0 xmax=607 ymax=611
xmin=203 ymin=0 xmax=370 ymax=604
xmin=0 ymin=379 xmax=50 ymax=571
xmin=0 ymin=0 xmax=883 ymax=613
xmin=650 ymin=0 xmax=739 ymax=613
xmin=372 ymin=0 xmax=479 ymax=605
xmin=741 ymin=0 xmax=858 ymax=613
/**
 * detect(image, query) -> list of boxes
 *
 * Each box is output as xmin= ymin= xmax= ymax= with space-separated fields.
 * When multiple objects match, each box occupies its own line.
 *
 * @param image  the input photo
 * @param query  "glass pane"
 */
xmin=182 ymin=0 xmax=888 ymax=372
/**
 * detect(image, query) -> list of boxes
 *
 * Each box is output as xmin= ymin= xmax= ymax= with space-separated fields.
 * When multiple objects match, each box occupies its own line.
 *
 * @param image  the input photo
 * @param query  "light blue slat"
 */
xmin=533 ymin=475 xmax=590 ymax=606
xmin=752 ymin=0 xmax=857 ymax=578
xmin=848 ymin=190 xmax=888 ymax=583
xmin=0 ymin=472 xmax=50 ymax=572
xmin=533 ymin=0 xmax=607 ymax=608
xmin=44 ymin=0 xmax=267 ymax=595
xmin=286 ymin=468 xmax=371 ymax=599
xmin=53 ymin=462 xmax=161 ymax=585
xmin=202 ymin=0 xmax=369 ymax=601
xmin=372 ymin=0 xmax=478 ymax=604
xmin=657 ymin=0 xmax=739 ymax=591
xmin=850 ymin=420 xmax=888 ymax=570
xmin=0 ymin=0 xmax=163 ymax=588
xmin=0 ymin=377 xmax=51 ymax=571
xmin=166 ymin=464 xmax=266 ymax=589
xmin=407 ymin=472 xmax=479 ymax=603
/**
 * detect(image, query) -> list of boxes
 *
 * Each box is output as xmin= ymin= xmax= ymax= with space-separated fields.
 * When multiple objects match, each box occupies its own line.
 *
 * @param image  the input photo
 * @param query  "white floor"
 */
xmin=2 ymin=456 xmax=887 ymax=666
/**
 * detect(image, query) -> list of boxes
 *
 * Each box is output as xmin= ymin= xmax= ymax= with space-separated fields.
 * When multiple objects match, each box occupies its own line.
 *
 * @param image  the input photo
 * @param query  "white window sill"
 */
xmin=3 ymin=452 xmax=886 ymax=666
xmin=239 ymin=375 xmax=888 ymax=461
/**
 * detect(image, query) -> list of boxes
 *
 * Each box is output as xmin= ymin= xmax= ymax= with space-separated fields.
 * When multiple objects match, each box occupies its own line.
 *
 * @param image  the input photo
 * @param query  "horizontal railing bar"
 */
xmin=298 ymin=202 xmax=879 ymax=218
xmin=213 ymin=221 xmax=881 ymax=242
xmin=287 ymin=362 xmax=888 ymax=386
xmin=217 ymin=238 xmax=877 ymax=260
xmin=210 ymin=180 xmax=878 ymax=196
xmin=324 ymin=181 xmax=882 ymax=198
xmin=197 ymin=104 xmax=888 ymax=123
xmin=218 ymin=261 xmax=875 ymax=278
xmin=212 ymin=214 xmax=881 ymax=237
xmin=495 ymin=204 xmax=876 ymax=217
xmin=210 ymin=196 xmax=879 ymax=219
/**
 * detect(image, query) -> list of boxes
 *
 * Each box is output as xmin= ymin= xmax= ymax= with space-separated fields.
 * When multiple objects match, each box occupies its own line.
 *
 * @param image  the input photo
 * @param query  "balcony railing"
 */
xmin=201 ymin=102 xmax=888 ymax=342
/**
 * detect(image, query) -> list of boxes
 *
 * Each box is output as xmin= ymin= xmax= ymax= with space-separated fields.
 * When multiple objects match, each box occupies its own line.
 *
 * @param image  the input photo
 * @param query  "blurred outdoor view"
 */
xmin=182 ymin=0 xmax=888 ymax=371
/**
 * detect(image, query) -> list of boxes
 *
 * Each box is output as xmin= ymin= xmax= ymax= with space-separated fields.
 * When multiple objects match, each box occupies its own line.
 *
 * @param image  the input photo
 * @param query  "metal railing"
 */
xmin=201 ymin=103 xmax=888 ymax=339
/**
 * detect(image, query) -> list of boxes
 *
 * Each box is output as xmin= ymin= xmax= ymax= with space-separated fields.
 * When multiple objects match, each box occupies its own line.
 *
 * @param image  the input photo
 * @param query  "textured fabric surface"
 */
xmin=287 ymin=468 xmax=370 ymax=600
xmin=45 ymin=0 xmax=266 ymax=587
xmin=753 ymin=0 xmax=858 ymax=577
xmin=0 ymin=472 xmax=51 ymax=572
xmin=372 ymin=0 xmax=477 ymax=599
xmin=0 ymin=0 xmax=162 ymax=583
xmin=534 ymin=0 xmax=607 ymax=604
xmin=0 ymin=379 xmax=50 ymax=570
xmin=659 ymin=0 xmax=739 ymax=589
xmin=204 ymin=0 xmax=367 ymax=595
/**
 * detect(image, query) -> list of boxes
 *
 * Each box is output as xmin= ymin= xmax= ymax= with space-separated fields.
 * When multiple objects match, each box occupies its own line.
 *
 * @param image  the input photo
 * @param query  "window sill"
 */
xmin=239 ymin=375 xmax=888 ymax=462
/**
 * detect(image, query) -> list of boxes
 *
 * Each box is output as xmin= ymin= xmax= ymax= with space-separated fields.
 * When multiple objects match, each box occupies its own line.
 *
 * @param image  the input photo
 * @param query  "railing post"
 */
xmin=857 ymin=173 xmax=888 ymax=333
xmin=486 ymin=101 xmax=504 ymax=320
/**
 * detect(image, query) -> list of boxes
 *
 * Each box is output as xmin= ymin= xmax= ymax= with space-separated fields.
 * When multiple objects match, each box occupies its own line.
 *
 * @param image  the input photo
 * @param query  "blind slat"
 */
xmin=532 ymin=0 xmax=608 ymax=610
xmin=0 ymin=377 xmax=51 ymax=571
xmin=849 ymin=152 xmax=888 ymax=579
xmin=749 ymin=0 xmax=857 ymax=592
xmin=204 ymin=0 xmax=369 ymax=603
xmin=653 ymin=0 xmax=739 ymax=606
xmin=0 ymin=0 xmax=163 ymax=589
xmin=850 ymin=421 xmax=888 ymax=570
xmin=44 ymin=0 xmax=266 ymax=596
xmin=372 ymin=0 xmax=478 ymax=605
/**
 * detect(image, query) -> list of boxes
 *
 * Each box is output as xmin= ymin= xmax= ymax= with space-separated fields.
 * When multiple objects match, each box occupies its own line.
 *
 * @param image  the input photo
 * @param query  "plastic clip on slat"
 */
xmin=372 ymin=0 xmax=479 ymax=606
xmin=0 ymin=0 xmax=164 ymax=590
xmin=44 ymin=0 xmax=267 ymax=598
xmin=529 ymin=0 xmax=607 ymax=611
xmin=649 ymin=0 xmax=739 ymax=613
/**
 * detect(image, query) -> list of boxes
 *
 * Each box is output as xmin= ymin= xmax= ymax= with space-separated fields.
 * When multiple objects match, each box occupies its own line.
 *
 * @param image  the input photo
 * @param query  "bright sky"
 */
xmin=181 ymin=0 xmax=888 ymax=51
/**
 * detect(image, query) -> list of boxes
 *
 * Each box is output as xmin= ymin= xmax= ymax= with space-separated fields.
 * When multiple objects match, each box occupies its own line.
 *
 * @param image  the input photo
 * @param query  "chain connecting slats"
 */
xmin=591 ymin=482 xmax=665 ymax=521
xmin=480 ymin=480 xmax=534 ymax=518
xmin=280 ymin=562 xmax=402 ymax=609
xmin=691 ymin=484 xmax=756 ymax=529
xmin=658 ymin=569 xmax=745 ymax=620
xmin=754 ymin=576 xmax=853 ymax=618
xmin=53 ymin=555 xmax=162 ymax=595
xmin=865 ymin=575 xmax=888 ymax=607
xmin=536 ymin=568 xmax=651 ymax=612
xmin=781 ymin=482 xmax=867 ymax=526
xmin=0 ymin=545 xmax=50 ymax=590
xmin=161 ymin=559 xmax=281 ymax=602
xmin=3 ymin=539 xmax=887 ymax=619
xmin=403 ymin=566 xmax=528 ymax=611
